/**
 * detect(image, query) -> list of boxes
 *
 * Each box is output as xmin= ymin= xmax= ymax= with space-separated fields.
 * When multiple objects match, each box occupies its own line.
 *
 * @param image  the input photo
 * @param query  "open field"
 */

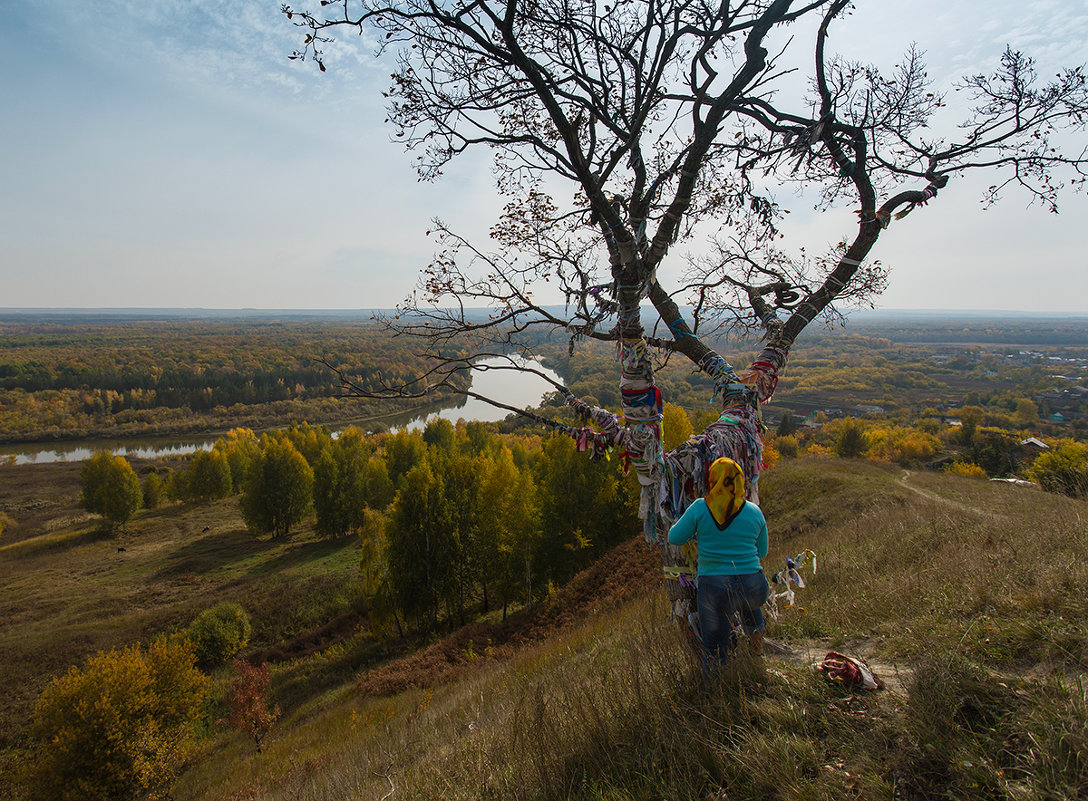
xmin=3 ymin=457 xmax=1086 ymax=799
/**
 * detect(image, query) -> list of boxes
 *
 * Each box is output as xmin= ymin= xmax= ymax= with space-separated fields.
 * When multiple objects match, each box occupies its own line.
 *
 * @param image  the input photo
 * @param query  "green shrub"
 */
xmin=186 ymin=602 xmax=251 ymax=669
xmin=80 ymin=451 xmax=142 ymax=529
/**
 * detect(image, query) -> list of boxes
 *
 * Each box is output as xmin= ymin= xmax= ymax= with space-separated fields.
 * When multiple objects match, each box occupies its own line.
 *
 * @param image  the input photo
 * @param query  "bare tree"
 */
xmin=285 ymin=0 xmax=1088 ymax=624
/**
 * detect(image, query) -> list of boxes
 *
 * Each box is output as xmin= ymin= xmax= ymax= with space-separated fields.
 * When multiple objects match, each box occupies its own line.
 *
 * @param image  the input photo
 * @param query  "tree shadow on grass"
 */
xmin=269 ymin=633 xmax=384 ymax=714
xmin=250 ymin=535 xmax=357 ymax=575
xmin=153 ymin=528 xmax=278 ymax=579
xmin=0 ymin=525 xmax=114 ymax=559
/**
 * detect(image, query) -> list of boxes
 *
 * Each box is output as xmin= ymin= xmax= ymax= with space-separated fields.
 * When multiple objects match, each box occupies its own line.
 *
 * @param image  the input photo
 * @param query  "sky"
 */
xmin=1 ymin=0 xmax=1086 ymax=313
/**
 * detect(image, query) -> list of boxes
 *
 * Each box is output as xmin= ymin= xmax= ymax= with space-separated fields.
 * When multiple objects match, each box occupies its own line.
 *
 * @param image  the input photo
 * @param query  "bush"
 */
xmin=761 ymin=438 xmax=780 ymax=469
xmin=187 ymin=602 xmax=252 ymax=669
xmin=947 ymin=460 xmax=987 ymax=479
xmin=218 ymin=659 xmax=280 ymax=753
xmin=24 ymin=636 xmax=206 ymax=801
xmin=1028 ymin=439 xmax=1088 ymax=498
xmin=776 ymin=435 xmax=799 ymax=459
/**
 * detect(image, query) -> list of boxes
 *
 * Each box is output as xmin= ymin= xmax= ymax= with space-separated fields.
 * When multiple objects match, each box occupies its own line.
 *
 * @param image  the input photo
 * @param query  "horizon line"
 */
xmin=3 ymin=306 xmax=1088 ymax=317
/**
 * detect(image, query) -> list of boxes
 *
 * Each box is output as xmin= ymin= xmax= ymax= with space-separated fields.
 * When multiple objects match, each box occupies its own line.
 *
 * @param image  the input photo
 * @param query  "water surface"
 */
xmin=1 ymin=357 xmax=561 ymax=465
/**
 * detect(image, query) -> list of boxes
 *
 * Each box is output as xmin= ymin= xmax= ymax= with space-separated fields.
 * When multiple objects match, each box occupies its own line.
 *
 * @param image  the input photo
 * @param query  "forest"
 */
xmin=3 ymin=313 xmax=1087 ymax=452
xmin=0 ymin=315 xmax=470 ymax=444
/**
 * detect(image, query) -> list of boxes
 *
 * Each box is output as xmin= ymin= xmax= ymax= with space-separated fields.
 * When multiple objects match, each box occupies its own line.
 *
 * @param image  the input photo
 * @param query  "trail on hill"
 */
xmin=898 ymin=470 xmax=998 ymax=518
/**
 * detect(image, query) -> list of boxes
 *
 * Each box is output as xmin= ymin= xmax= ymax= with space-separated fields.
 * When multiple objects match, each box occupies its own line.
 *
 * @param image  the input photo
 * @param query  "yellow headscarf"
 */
xmin=706 ymin=457 xmax=745 ymax=526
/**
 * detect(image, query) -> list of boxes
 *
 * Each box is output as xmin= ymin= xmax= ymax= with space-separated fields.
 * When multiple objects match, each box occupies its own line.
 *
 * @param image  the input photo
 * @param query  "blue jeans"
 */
xmin=697 ymin=571 xmax=770 ymax=667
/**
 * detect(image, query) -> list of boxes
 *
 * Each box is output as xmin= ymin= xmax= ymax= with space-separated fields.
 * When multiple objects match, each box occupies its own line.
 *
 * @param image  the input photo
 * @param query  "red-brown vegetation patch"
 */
xmin=356 ymin=536 xmax=661 ymax=697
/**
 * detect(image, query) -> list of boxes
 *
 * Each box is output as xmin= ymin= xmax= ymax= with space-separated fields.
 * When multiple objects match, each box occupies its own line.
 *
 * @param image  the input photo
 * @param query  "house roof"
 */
xmin=1019 ymin=437 xmax=1049 ymax=449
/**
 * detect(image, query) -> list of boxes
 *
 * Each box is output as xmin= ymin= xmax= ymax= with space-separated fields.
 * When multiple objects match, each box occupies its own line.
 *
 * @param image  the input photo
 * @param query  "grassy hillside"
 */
xmin=178 ymin=460 xmax=1086 ymax=801
xmin=3 ymin=459 xmax=1086 ymax=800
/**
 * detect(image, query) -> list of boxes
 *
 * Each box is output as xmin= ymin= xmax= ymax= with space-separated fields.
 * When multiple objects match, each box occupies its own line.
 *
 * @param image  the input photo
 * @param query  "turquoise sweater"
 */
xmin=667 ymin=499 xmax=768 ymax=576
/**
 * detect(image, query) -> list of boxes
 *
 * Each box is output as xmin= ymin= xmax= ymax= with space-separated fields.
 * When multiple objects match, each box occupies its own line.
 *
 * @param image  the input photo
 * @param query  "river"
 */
xmin=0 ymin=357 xmax=562 ymax=466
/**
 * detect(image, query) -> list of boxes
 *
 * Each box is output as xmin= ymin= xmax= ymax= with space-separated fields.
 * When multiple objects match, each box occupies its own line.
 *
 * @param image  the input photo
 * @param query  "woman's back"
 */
xmin=666 ymin=498 xmax=767 ymax=575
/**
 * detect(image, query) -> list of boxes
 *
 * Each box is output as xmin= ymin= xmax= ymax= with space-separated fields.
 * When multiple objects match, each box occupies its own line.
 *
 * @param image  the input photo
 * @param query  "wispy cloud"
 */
xmin=27 ymin=0 xmax=383 ymax=101
xmin=2 ymin=0 xmax=1085 ymax=310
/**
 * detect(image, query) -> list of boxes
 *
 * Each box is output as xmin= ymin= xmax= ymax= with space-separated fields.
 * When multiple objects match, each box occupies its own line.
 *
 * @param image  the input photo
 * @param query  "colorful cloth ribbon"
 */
xmin=812 ymin=652 xmax=883 ymax=690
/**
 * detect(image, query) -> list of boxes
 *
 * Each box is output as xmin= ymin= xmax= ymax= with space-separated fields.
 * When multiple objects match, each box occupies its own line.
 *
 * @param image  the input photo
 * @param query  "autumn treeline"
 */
xmin=160 ymin=420 xmax=639 ymax=634
xmin=0 ymin=319 xmax=470 ymax=442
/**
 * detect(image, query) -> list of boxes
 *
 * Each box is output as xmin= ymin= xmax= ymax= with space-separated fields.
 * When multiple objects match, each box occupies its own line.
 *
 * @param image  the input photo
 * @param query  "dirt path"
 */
xmin=897 ymin=470 xmax=998 ymax=519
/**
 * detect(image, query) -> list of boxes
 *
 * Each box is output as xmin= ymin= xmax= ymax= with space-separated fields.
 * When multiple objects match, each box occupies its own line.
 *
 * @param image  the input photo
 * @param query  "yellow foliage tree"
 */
xmin=661 ymin=403 xmax=694 ymax=451
xmin=947 ymin=460 xmax=988 ymax=479
xmin=24 ymin=636 xmax=207 ymax=801
xmin=80 ymin=451 xmax=142 ymax=530
xmin=214 ymin=427 xmax=261 ymax=490
xmin=865 ymin=425 xmax=940 ymax=465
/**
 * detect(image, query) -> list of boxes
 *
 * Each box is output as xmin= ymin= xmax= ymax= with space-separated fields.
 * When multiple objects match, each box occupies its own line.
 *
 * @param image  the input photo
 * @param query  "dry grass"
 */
xmin=175 ymin=459 xmax=1088 ymax=801
xmin=4 ymin=458 xmax=1087 ymax=801
xmin=762 ymin=460 xmax=1088 ymax=669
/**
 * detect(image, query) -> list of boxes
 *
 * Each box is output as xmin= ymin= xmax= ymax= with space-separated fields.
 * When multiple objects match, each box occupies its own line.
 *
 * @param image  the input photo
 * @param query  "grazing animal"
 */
xmin=201 ymin=526 xmax=210 ymax=532
xmin=116 ymin=547 xmax=126 ymax=552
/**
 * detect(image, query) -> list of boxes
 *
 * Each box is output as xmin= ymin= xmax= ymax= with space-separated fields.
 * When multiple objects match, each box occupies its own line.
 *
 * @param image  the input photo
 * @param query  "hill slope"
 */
xmin=175 ymin=459 xmax=1088 ymax=801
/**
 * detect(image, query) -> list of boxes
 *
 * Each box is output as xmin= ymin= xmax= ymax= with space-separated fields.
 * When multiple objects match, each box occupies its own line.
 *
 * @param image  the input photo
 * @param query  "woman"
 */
xmin=667 ymin=456 xmax=770 ymax=666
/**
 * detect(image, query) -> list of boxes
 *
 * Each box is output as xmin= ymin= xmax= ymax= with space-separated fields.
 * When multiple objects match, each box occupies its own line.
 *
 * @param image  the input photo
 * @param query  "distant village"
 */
xmin=772 ymin=346 xmax=1088 ymax=429
xmin=947 ymin=348 xmax=1088 ymax=424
